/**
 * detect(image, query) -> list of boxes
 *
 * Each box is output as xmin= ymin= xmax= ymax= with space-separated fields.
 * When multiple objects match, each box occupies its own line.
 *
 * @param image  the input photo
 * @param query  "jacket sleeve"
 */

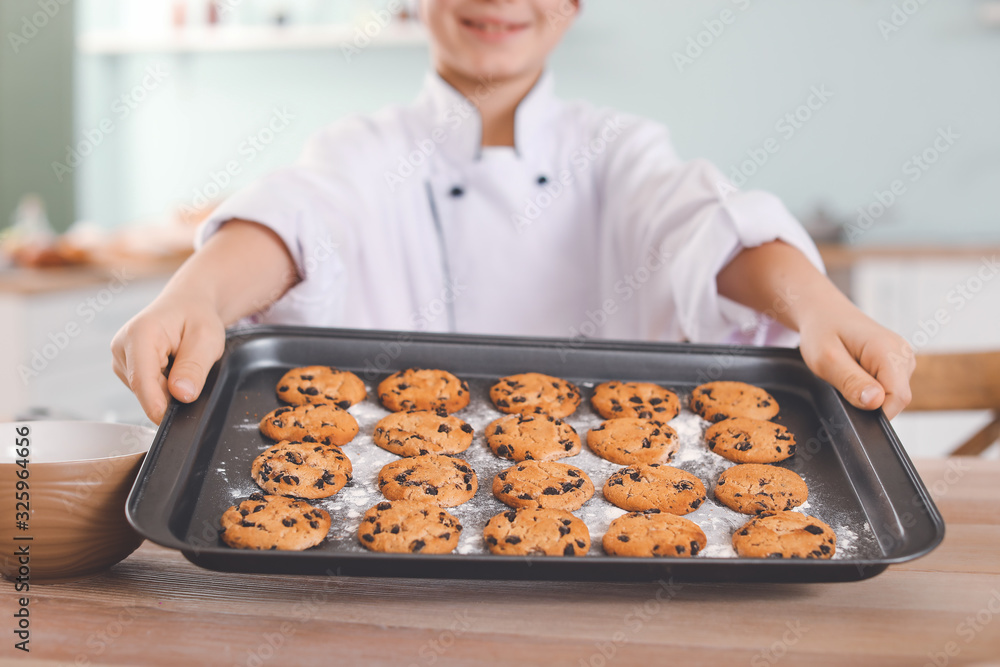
xmin=595 ymin=113 xmax=824 ymax=347
xmin=194 ymin=119 xmax=374 ymax=327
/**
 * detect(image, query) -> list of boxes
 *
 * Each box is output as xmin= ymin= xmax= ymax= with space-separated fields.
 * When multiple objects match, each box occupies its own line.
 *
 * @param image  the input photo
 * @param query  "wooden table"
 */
xmin=6 ymin=459 xmax=999 ymax=666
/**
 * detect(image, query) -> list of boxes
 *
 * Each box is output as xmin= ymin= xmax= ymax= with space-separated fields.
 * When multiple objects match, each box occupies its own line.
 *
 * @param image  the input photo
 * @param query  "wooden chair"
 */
xmin=908 ymin=351 xmax=1000 ymax=456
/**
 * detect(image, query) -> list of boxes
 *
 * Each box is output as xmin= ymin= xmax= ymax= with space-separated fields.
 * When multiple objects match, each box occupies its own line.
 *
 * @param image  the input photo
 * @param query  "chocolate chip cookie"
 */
xmin=485 ymin=413 xmax=581 ymax=462
xmin=689 ymin=381 xmax=779 ymax=423
xmin=378 ymin=369 xmax=470 ymax=414
xmin=591 ymin=381 xmax=680 ymax=421
xmin=586 ymin=418 xmax=679 ymax=466
xmin=705 ymin=417 xmax=796 ymax=464
xmin=251 ymin=441 xmax=352 ymax=499
xmin=377 ymin=454 xmax=478 ymax=507
xmin=372 ymin=410 xmax=474 ymax=457
xmin=483 ymin=508 xmax=590 ymax=557
xmin=714 ymin=464 xmax=809 ymax=514
xmin=357 ymin=500 xmax=462 ymax=554
xmin=220 ymin=492 xmax=330 ymax=551
xmin=602 ymin=510 xmax=707 ymax=558
xmin=603 ymin=464 xmax=706 ymax=515
xmin=489 ymin=372 xmax=581 ymax=419
xmin=276 ymin=366 xmax=366 ymax=408
xmin=259 ymin=403 xmax=359 ymax=447
xmin=732 ymin=511 xmax=836 ymax=559
xmin=492 ymin=461 xmax=594 ymax=511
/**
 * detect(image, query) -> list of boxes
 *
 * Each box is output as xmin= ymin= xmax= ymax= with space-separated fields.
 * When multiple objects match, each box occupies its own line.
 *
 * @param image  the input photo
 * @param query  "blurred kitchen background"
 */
xmin=1 ymin=0 xmax=998 ymax=457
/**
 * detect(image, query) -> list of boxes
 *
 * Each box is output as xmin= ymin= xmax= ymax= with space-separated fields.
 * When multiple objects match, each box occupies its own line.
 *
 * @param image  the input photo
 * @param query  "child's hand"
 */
xmin=112 ymin=293 xmax=227 ymax=425
xmin=111 ymin=220 xmax=299 ymax=424
xmin=797 ymin=303 xmax=915 ymax=420
xmin=718 ymin=241 xmax=915 ymax=420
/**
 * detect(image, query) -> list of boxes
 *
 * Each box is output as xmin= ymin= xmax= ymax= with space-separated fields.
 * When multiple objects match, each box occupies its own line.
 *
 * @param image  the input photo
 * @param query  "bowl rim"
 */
xmin=0 ymin=420 xmax=155 ymax=465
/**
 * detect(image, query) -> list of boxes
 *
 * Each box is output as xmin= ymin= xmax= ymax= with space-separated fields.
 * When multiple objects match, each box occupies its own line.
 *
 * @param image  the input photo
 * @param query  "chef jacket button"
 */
xmin=449 ymin=186 xmax=464 ymax=197
xmin=537 ymin=175 xmax=548 ymax=185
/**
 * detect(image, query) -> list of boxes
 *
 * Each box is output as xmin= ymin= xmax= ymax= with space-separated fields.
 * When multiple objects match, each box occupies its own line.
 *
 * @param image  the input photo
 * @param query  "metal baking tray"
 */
xmin=126 ymin=326 xmax=944 ymax=582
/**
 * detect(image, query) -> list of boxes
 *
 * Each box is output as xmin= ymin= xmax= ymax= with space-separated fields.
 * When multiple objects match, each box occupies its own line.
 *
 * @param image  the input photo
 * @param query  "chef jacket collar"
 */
xmin=418 ymin=69 xmax=559 ymax=165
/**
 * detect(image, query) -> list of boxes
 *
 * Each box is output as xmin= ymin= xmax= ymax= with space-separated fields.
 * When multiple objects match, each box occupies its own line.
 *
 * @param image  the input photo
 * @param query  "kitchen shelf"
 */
xmin=77 ymin=22 xmax=427 ymax=55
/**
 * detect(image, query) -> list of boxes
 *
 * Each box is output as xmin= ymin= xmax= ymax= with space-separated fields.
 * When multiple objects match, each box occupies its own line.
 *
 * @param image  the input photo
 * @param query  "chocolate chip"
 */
xmin=617 ymin=535 xmax=630 ymax=542
xmin=377 ymin=502 xmax=392 ymax=510
xmin=438 ymin=423 xmax=451 ymax=433
xmin=461 ymin=423 xmax=474 ymax=433
xmin=505 ymin=536 xmax=522 ymax=544
xmin=410 ymin=540 xmax=425 ymax=552
xmin=361 ymin=533 xmax=374 ymax=542
xmin=690 ymin=540 xmax=700 ymax=556
xmin=803 ymin=525 xmax=825 ymax=535
xmin=542 ymin=487 xmax=560 ymax=495
xmin=563 ymin=544 xmax=575 ymax=556
xmin=504 ymin=511 xmax=517 ymax=522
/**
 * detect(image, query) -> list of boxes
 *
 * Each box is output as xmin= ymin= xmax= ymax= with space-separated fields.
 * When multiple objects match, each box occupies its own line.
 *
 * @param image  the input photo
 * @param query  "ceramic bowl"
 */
xmin=0 ymin=421 xmax=154 ymax=583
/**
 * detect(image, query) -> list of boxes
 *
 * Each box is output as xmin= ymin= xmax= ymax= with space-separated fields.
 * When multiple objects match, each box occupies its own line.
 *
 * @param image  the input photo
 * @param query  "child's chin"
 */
xmin=459 ymin=56 xmax=537 ymax=83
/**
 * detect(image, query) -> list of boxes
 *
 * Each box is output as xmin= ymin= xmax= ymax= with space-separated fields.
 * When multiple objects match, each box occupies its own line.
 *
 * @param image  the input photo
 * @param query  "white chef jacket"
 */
xmin=197 ymin=70 xmax=823 ymax=346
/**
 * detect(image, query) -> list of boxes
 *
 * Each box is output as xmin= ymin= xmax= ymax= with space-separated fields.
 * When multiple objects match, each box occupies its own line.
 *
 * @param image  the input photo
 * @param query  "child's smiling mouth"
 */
xmin=458 ymin=16 xmax=531 ymax=41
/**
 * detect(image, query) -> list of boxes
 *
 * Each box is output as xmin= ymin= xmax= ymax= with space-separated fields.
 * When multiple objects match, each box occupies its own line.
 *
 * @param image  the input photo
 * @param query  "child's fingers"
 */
xmin=808 ymin=340 xmax=885 ymax=414
xmin=167 ymin=323 xmax=225 ymax=404
xmin=866 ymin=339 xmax=915 ymax=420
xmin=121 ymin=335 xmax=171 ymax=425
